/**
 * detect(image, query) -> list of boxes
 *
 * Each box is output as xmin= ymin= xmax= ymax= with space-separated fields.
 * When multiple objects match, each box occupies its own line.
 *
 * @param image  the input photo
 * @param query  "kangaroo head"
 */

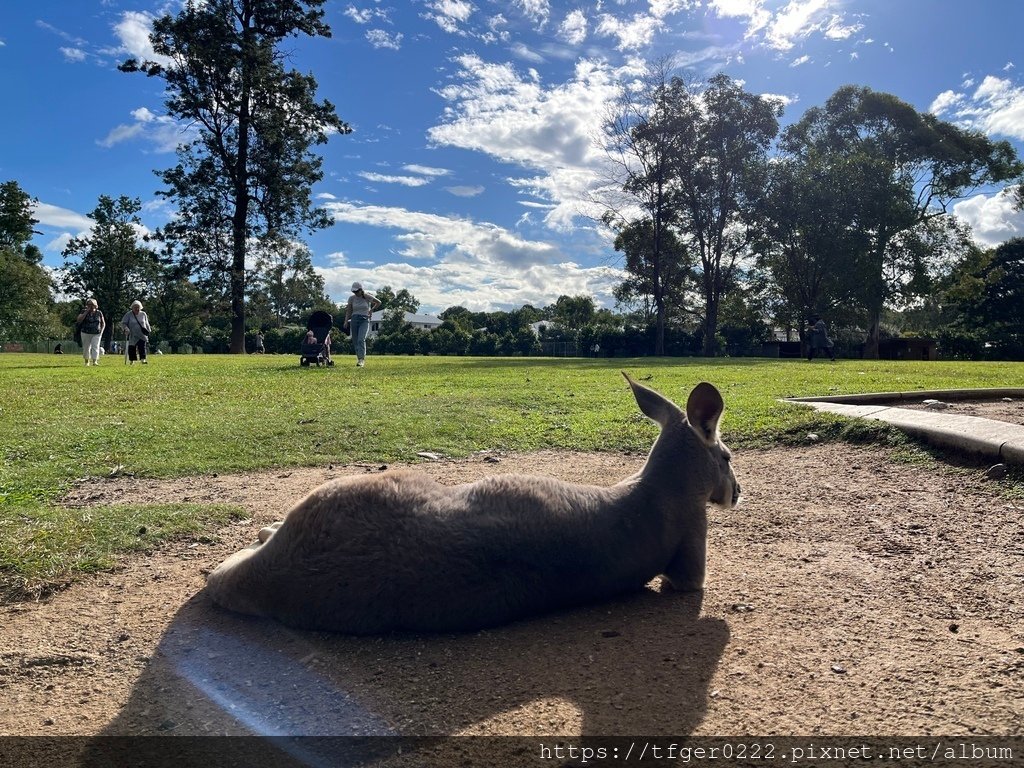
xmin=625 ymin=374 xmax=741 ymax=509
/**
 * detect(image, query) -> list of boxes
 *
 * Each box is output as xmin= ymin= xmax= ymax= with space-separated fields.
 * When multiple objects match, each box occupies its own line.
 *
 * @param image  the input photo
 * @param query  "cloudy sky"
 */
xmin=2 ymin=0 xmax=1023 ymax=313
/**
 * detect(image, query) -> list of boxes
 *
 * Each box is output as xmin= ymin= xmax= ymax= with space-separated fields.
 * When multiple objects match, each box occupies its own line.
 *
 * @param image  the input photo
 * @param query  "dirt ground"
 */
xmin=1 ymin=432 xmax=1022 ymax=741
xmin=897 ymin=397 xmax=1024 ymax=426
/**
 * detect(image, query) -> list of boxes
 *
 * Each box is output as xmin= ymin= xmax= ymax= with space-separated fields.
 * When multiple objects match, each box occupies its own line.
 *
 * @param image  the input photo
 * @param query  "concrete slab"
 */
xmin=785 ymin=392 xmax=1024 ymax=466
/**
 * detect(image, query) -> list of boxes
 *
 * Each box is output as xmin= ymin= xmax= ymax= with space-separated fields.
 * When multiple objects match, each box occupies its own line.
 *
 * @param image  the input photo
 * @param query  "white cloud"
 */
xmin=595 ymin=12 xmax=662 ymax=51
xmin=790 ymin=54 xmax=810 ymax=67
xmin=403 ymin=164 xmax=450 ymax=177
xmin=765 ymin=0 xmax=830 ymax=51
xmin=429 ymin=56 xmax=631 ymax=229
xmin=316 ymin=256 xmax=623 ymax=313
xmin=511 ymin=42 xmax=544 ymax=63
xmin=317 ymin=200 xmax=625 ymax=311
xmin=45 ymin=232 xmax=75 ymax=254
xmin=558 ymin=10 xmax=588 ymax=45
xmin=344 ymin=6 xmax=374 ymax=24
xmin=112 ymin=11 xmax=171 ymax=69
xmin=929 ymin=90 xmax=963 ymax=116
xmin=98 ymin=109 xmax=184 ymax=152
xmin=60 ymin=47 xmax=87 ymax=62
xmin=32 ymin=202 xmax=94 ymax=232
xmin=515 ymin=0 xmax=550 ymax=29
xmin=824 ymin=15 xmax=862 ymax=40
xmin=761 ymin=92 xmax=794 ymax=109
xmin=393 ymin=232 xmax=438 ymax=260
xmin=708 ymin=0 xmax=770 ymax=37
xmin=358 ymin=172 xmax=432 ymax=187
xmin=324 ymin=201 xmax=559 ymax=269
xmin=930 ymin=74 xmax=1024 ymax=141
xmin=954 ymin=188 xmax=1024 ymax=248
xmin=445 ymin=185 xmax=485 ymax=197
xmin=424 ymin=0 xmax=475 ymax=34
xmin=366 ymin=29 xmax=402 ymax=50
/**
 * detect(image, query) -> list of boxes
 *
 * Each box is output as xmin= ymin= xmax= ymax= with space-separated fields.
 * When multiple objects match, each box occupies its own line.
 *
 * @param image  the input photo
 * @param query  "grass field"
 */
xmin=2 ymin=352 xmax=1023 ymax=598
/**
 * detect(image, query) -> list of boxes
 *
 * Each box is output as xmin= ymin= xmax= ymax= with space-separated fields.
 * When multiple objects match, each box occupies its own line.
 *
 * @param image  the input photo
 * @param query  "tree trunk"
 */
xmin=654 ymin=300 xmax=666 ymax=356
xmin=702 ymin=290 xmax=718 ymax=356
xmin=229 ymin=14 xmax=254 ymax=355
xmin=863 ymin=307 xmax=882 ymax=359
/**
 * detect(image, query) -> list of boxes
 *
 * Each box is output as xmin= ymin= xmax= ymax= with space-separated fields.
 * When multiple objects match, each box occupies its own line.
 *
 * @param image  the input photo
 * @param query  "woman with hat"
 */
xmin=343 ymin=282 xmax=381 ymax=367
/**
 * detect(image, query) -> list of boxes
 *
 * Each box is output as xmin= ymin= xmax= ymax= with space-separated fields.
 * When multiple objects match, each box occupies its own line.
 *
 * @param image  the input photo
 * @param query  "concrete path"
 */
xmin=786 ymin=389 xmax=1024 ymax=465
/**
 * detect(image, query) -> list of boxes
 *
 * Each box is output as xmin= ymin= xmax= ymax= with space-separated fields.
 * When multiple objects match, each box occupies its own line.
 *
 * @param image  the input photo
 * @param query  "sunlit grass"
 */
xmin=2 ymin=352 xmax=1021 ymax=597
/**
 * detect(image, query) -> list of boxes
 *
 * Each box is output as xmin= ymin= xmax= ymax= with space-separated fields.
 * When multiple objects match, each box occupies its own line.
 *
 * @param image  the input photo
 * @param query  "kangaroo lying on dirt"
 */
xmin=206 ymin=374 xmax=740 ymax=633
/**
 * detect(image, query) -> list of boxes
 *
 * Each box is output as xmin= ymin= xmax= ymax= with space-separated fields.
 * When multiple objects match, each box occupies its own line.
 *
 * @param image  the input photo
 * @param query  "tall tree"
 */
xmin=249 ymin=238 xmax=330 ymax=326
xmin=120 ymin=0 xmax=351 ymax=353
xmin=0 ymin=181 xmax=54 ymax=344
xmin=755 ymin=150 xmax=867 ymax=343
xmin=611 ymin=217 xmax=692 ymax=328
xmin=783 ymin=85 xmax=1023 ymax=357
xmin=945 ymin=237 xmax=1024 ymax=359
xmin=601 ymin=60 xmax=687 ymax=355
xmin=669 ymin=74 xmax=781 ymax=356
xmin=60 ymin=195 xmax=160 ymax=348
xmin=548 ymin=294 xmax=596 ymax=331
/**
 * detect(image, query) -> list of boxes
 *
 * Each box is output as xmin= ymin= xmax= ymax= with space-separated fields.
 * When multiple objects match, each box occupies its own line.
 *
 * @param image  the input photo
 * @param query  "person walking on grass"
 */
xmin=807 ymin=314 xmax=836 ymax=362
xmin=343 ymin=282 xmax=381 ymax=368
xmin=76 ymin=298 xmax=105 ymax=366
xmin=121 ymin=300 xmax=152 ymax=365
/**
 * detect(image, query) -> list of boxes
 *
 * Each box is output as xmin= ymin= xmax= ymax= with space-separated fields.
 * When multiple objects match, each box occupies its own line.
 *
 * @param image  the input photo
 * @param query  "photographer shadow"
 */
xmin=95 ymin=583 xmax=728 ymax=742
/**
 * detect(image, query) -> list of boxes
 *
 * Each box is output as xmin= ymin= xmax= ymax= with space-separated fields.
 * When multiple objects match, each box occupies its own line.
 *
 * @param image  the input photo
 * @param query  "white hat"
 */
xmin=351 ymin=282 xmax=363 ymax=292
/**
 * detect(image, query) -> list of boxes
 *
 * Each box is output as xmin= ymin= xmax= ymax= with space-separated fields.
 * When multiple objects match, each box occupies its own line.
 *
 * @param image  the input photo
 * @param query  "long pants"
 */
xmin=81 ymin=332 xmax=102 ymax=363
xmin=128 ymin=338 xmax=148 ymax=362
xmin=350 ymin=315 xmax=369 ymax=360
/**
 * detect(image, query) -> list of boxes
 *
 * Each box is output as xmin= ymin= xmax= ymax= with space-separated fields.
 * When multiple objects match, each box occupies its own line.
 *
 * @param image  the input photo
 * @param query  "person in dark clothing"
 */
xmin=807 ymin=315 xmax=836 ymax=361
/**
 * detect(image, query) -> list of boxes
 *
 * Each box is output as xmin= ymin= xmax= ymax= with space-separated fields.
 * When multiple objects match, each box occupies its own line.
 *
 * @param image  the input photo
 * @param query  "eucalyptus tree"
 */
xmin=0 ymin=181 xmax=54 ymax=343
xmin=611 ymin=217 xmax=692 ymax=328
xmin=60 ymin=195 xmax=160 ymax=347
xmin=755 ymin=150 xmax=867 ymax=341
xmin=782 ymin=85 xmax=1022 ymax=357
xmin=601 ymin=60 xmax=688 ymax=355
xmin=668 ymin=74 xmax=781 ymax=356
xmin=249 ymin=238 xmax=331 ymax=326
xmin=120 ymin=0 xmax=351 ymax=353
xmin=944 ymin=237 xmax=1024 ymax=359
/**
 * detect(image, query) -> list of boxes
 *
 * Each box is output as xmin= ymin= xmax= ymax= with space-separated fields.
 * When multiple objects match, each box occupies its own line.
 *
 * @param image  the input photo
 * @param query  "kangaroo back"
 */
xmin=206 ymin=376 xmax=740 ymax=632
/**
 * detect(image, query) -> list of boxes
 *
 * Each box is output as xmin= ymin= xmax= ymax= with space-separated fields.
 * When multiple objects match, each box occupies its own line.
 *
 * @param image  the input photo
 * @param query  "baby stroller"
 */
xmin=299 ymin=310 xmax=336 ymax=367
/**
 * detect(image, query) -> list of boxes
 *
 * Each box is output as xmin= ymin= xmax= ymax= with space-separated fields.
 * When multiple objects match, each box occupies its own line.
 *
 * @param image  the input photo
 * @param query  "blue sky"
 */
xmin=3 ymin=1 xmax=1024 ymax=314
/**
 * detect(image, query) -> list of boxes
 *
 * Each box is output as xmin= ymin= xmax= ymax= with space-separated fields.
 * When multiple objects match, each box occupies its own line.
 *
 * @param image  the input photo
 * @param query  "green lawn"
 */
xmin=2 ymin=352 xmax=1022 ymax=598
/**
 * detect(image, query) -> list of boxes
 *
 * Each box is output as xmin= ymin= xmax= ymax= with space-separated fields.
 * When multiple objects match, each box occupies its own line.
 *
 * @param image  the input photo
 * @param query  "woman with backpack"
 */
xmin=75 ymin=298 xmax=106 ymax=366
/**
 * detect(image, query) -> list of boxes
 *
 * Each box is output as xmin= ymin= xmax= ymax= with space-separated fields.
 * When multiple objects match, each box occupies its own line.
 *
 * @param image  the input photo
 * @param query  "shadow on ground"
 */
xmin=79 ymin=584 xmax=727 ymax=764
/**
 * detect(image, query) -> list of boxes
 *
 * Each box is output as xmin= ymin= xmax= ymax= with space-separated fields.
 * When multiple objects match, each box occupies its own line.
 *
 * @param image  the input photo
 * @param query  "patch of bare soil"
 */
xmin=897 ymin=398 xmax=1024 ymax=427
xmin=1 ymin=446 xmax=1022 ymax=742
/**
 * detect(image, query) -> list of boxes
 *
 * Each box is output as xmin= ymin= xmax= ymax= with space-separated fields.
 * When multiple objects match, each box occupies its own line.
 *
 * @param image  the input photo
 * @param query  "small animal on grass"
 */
xmin=205 ymin=374 xmax=741 ymax=634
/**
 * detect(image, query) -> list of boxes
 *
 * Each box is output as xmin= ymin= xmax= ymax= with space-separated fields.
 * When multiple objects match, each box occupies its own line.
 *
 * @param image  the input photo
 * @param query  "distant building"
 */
xmin=368 ymin=312 xmax=443 ymax=336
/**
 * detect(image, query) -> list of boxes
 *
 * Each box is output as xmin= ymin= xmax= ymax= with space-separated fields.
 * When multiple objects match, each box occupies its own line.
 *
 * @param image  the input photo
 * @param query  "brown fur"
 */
xmin=205 ymin=375 xmax=740 ymax=633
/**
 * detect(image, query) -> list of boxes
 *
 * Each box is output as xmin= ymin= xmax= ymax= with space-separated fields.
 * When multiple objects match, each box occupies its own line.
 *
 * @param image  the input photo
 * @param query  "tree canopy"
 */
xmin=120 ymin=0 xmax=350 ymax=353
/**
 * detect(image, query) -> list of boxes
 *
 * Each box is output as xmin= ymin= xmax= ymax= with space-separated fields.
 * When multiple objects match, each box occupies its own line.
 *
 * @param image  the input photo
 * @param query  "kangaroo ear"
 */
xmin=686 ymin=382 xmax=724 ymax=443
xmin=623 ymin=372 xmax=682 ymax=428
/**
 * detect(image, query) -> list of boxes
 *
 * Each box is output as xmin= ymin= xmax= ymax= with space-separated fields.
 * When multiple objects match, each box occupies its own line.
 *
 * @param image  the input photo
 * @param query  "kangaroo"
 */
xmin=205 ymin=374 xmax=740 ymax=634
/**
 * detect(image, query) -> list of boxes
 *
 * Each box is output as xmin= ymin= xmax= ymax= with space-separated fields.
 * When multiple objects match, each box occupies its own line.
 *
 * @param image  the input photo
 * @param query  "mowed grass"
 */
xmin=2 ymin=352 xmax=1022 ymax=598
